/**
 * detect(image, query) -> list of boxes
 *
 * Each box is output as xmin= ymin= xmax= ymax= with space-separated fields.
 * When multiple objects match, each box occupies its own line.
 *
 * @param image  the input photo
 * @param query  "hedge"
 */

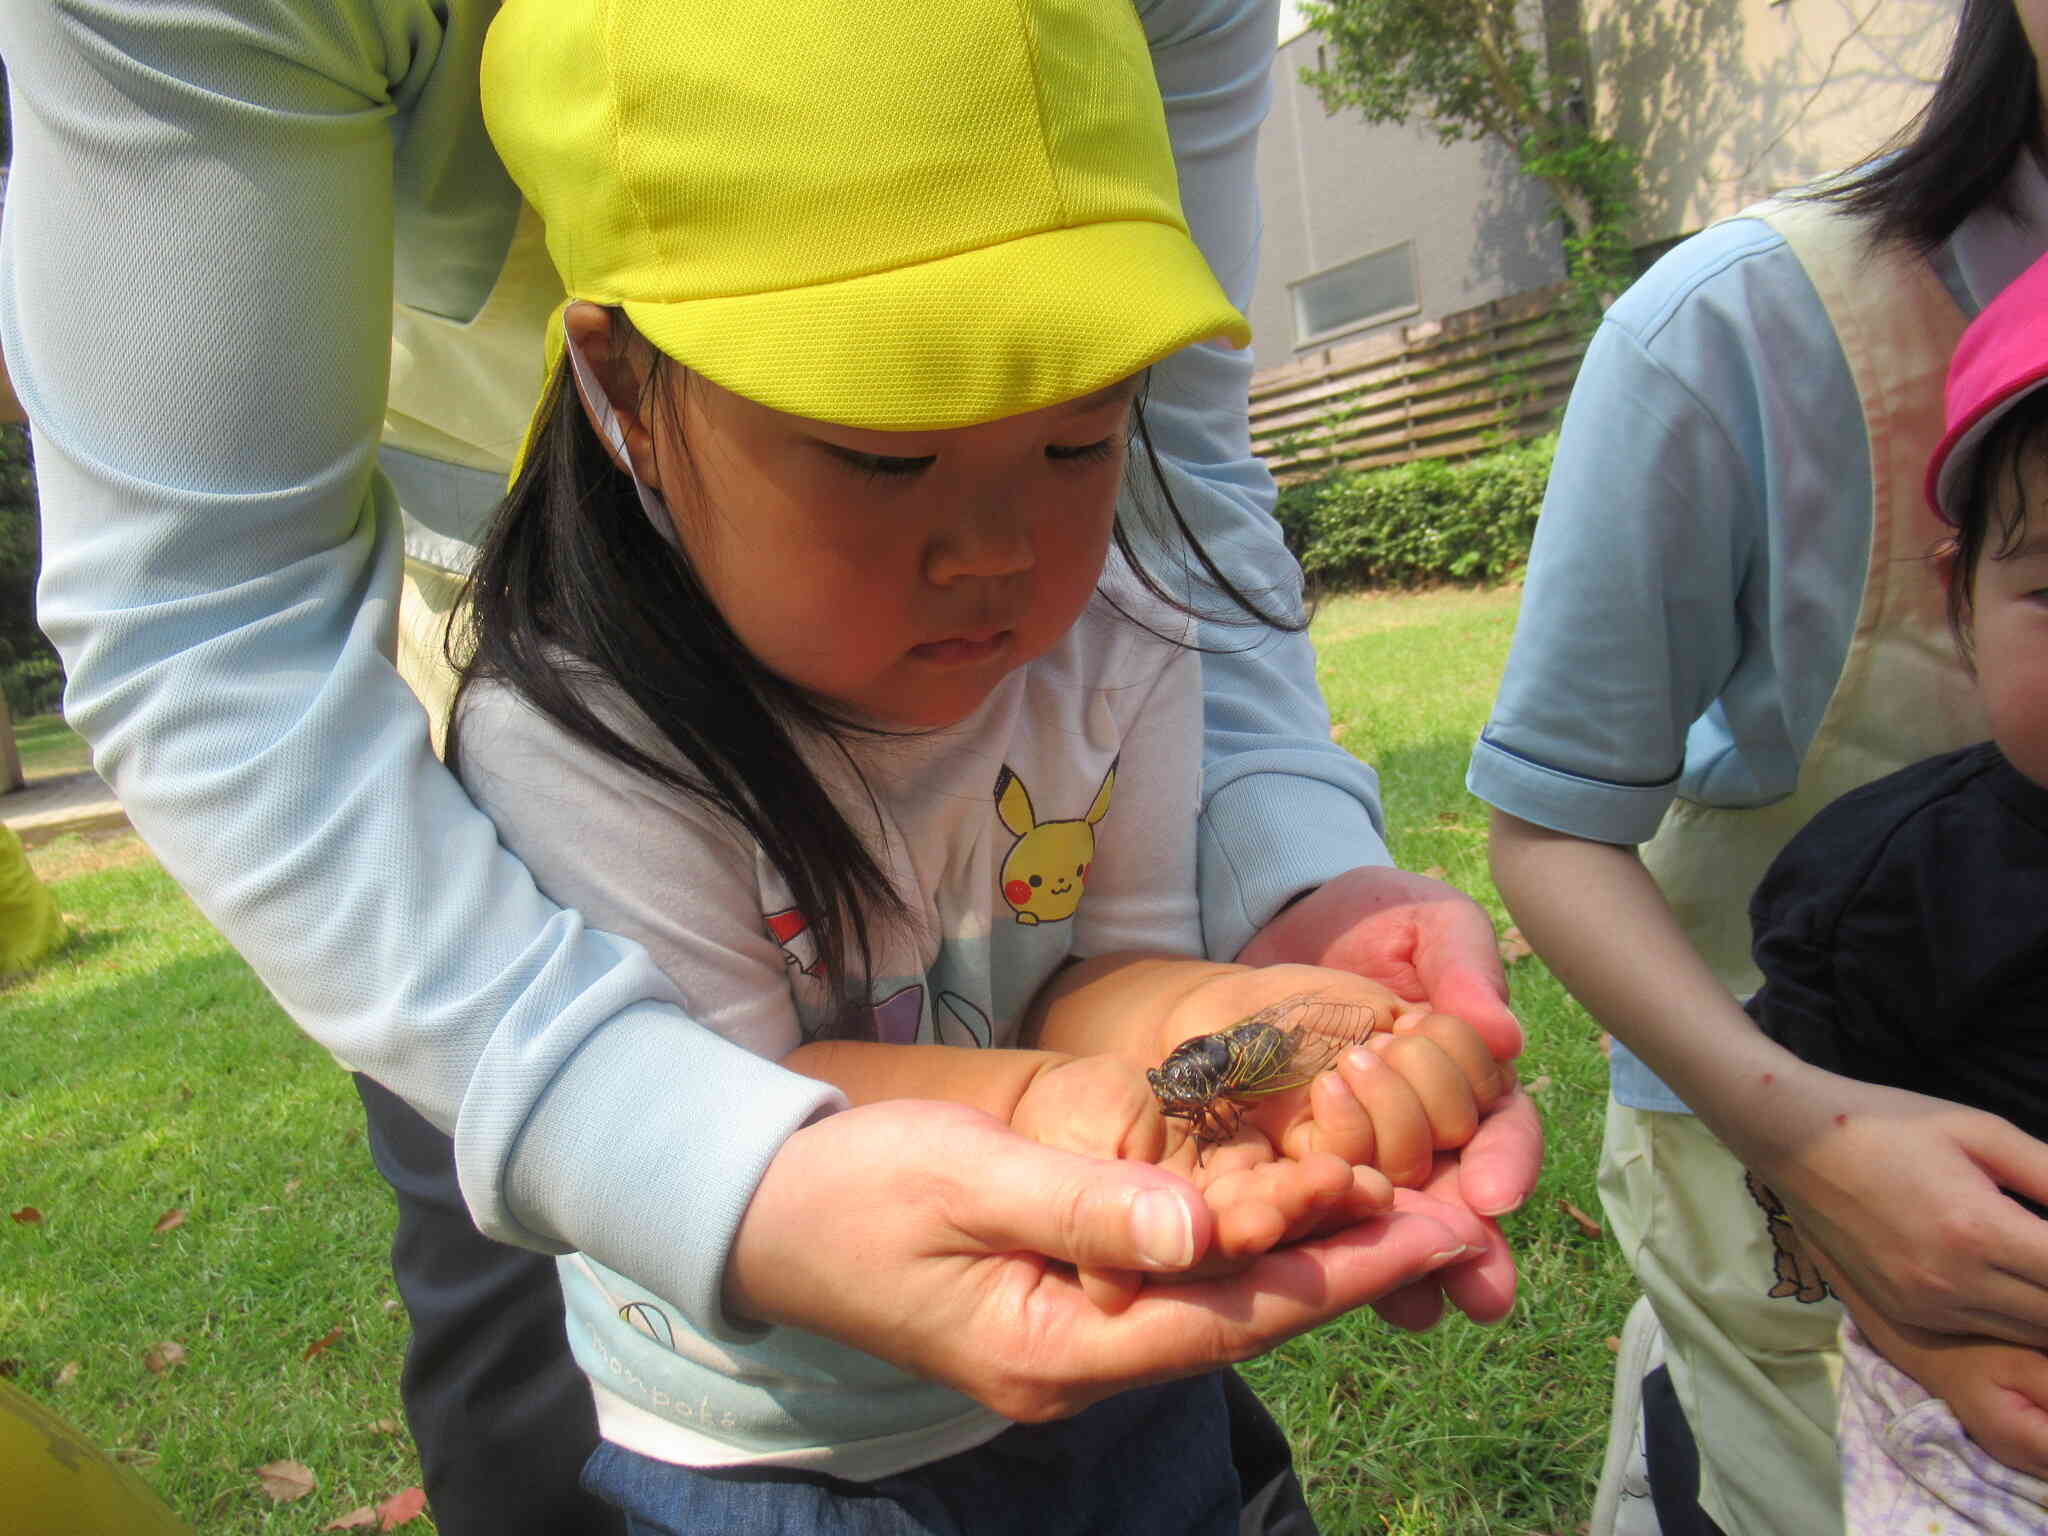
xmin=1271 ymin=433 xmax=1555 ymax=590
xmin=2 ymin=654 xmax=62 ymax=719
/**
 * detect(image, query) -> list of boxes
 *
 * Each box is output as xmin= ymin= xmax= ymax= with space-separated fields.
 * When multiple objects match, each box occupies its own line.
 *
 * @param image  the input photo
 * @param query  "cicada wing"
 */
xmin=1217 ymin=994 xmax=1376 ymax=1102
xmin=1217 ymin=1023 xmax=1336 ymax=1101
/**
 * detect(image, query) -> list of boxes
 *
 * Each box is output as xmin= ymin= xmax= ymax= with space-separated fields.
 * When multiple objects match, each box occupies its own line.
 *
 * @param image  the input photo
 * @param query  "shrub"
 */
xmin=2 ymin=653 xmax=63 ymax=718
xmin=1278 ymin=433 xmax=1555 ymax=590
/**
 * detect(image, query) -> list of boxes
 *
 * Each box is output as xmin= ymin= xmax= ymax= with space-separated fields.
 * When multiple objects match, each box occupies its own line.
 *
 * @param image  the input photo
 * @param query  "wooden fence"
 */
xmin=1249 ymin=281 xmax=1588 ymax=481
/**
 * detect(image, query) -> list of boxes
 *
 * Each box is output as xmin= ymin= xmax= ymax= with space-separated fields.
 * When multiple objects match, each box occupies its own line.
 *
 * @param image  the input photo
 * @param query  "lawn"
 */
xmin=12 ymin=711 xmax=91 ymax=782
xmin=1 ymin=585 xmax=1630 ymax=1534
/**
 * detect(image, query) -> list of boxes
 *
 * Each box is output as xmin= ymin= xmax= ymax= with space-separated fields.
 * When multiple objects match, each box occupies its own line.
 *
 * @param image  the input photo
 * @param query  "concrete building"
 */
xmin=1251 ymin=0 xmax=1960 ymax=373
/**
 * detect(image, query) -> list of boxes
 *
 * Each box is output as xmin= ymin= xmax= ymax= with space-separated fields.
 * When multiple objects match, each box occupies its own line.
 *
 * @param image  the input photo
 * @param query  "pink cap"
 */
xmin=1927 ymin=250 xmax=2048 ymax=525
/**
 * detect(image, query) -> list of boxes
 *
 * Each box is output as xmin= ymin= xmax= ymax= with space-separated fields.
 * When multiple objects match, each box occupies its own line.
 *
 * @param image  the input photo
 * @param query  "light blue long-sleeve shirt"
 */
xmin=0 ymin=0 xmax=1387 ymax=1345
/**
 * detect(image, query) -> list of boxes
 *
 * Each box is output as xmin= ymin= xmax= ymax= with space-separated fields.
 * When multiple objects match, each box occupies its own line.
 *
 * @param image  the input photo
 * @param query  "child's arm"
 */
xmin=780 ymin=1040 xmax=1070 ymax=1125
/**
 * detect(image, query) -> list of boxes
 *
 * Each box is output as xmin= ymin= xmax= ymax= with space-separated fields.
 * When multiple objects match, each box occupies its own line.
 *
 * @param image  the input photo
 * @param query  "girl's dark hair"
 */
xmin=1817 ymin=0 xmax=2043 ymax=252
xmin=1943 ymin=386 xmax=2048 ymax=661
xmin=446 ymin=322 xmax=1299 ymax=1033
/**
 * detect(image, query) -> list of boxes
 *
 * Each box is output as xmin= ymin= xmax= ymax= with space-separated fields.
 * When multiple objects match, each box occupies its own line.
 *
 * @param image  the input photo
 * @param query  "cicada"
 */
xmin=1147 ymin=994 xmax=1377 ymax=1158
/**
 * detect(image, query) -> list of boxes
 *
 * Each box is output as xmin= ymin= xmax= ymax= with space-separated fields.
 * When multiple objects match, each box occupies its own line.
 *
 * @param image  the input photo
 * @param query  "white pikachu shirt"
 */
xmin=456 ymin=561 xmax=1202 ymax=1476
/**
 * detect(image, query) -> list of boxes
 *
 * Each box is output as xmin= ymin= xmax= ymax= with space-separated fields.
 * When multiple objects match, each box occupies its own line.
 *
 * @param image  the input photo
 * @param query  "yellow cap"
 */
xmin=481 ymin=0 xmax=1250 ymax=434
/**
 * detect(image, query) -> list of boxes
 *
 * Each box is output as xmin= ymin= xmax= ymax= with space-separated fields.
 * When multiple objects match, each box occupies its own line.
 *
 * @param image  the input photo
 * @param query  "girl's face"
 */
xmin=658 ymin=370 xmax=1135 ymax=730
xmin=1968 ymin=453 xmax=2048 ymax=790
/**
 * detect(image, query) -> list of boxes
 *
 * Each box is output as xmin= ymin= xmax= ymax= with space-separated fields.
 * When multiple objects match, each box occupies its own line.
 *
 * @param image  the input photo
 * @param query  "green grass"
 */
xmin=2 ymin=588 xmax=1629 ymax=1533
xmin=2 ymin=837 xmax=421 ymax=1532
xmin=12 ymin=712 xmax=90 ymax=782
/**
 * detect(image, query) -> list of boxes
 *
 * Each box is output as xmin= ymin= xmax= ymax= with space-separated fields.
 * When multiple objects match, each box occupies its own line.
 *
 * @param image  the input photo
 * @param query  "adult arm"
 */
xmin=1142 ymin=0 xmax=1531 ymax=1273
xmin=1 ymin=0 xmax=854 ymax=1346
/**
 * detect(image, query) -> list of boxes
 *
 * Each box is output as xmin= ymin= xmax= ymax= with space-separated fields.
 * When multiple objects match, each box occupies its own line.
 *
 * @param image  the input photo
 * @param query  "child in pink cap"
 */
xmin=1742 ymin=248 xmax=2048 ymax=1533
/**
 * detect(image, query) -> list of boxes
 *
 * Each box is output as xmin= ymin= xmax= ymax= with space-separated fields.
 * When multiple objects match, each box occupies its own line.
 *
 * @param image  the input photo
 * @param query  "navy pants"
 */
xmin=356 ymin=1074 xmax=1315 ymax=1535
xmin=585 ymin=1372 xmax=1320 ymax=1535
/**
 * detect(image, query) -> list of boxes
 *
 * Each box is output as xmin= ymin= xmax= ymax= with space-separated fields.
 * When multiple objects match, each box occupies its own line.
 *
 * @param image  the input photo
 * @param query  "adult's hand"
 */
xmin=1739 ymin=1072 xmax=2048 ymax=1349
xmin=1235 ymin=865 xmax=1520 ymax=1062
xmin=1234 ymin=865 xmax=1540 ymax=1324
xmin=723 ymin=1099 xmax=1479 ymax=1423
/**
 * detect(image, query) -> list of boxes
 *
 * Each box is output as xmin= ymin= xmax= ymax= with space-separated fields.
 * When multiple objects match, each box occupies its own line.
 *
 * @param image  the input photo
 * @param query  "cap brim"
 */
xmin=620 ymin=219 xmax=1249 ymax=430
xmin=1928 ymin=360 xmax=2048 ymax=525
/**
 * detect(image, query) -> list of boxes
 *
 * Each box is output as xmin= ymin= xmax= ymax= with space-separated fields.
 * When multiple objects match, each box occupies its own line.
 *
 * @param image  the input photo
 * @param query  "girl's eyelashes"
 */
xmin=818 ymin=436 xmax=1122 ymax=478
xmin=822 ymin=444 xmax=937 ymax=480
xmin=1045 ymin=436 xmax=1121 ymax=465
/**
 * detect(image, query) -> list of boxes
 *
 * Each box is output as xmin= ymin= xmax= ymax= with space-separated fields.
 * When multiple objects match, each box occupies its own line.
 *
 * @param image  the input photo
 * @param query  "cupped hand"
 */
xmin=723 ymin=1098 xmax=1478 ymax=1423
xmin=1006 ymin=1051 xmax=1391 ymax=1309
xmin=1745 ymin=1074 xmax=2048 ymax=1348
xmin=1234 ymin=865 xmax=1522 ymax=1062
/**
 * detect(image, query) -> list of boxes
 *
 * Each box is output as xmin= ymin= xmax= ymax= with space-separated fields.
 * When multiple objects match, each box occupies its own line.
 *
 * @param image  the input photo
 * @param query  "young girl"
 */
xmin=1743 ymin=248 xmax=2048 ymax=1532
xmin=448 ymin=0 xmax=1506 ymax=1530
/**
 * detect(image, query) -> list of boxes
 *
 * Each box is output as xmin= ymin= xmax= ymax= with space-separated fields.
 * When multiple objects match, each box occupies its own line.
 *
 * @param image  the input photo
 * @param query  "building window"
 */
xmin=1290 ymin=241 xmax=1419 ymax=346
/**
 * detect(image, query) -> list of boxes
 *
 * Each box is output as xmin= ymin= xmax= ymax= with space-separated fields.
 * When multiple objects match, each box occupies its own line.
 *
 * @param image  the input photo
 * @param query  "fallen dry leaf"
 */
xmin=382 ymin=1299 xmax=402 ymax=1316
xmin=284 ymin=1177 xmax=303 ymax=1197
xmin=1328 ymin=722 xmax=1349 ymax=742
xmin=113 ymin=1448 xmax=159 ymax=1466
xmin=11 ymin=1207 xmax=42 ymax=1224
xmin=256 ymin=1460 xmax=318 ymax=1503
xmin=377 ymin=1485 xmax=428 ymax=1529
xmin=370 ymin=1418 xmax=402 ymax=1436
xmin=1420 ymin=865 xmax=1447 ymax=881
xmin=52 ymin=1361 xmax=80 ymax=1389
xmin=152 ymin=1208 xmax=187 ymax=1235
xmin=303 ymin=1324 xmax=345 ymax=1363
xmin=1558 ymin=1199 xmax=1605 ymax=1240
xmin=1525 ymin=1073 xmax=1553 ymax=1095
xmin=1497 ymin=927 xmax=1534 ymax=964
xmin=321 ymin=1509 xmax=378 ymax=1532
xmin=143 ymin=1341 xmax=187 ymax=1375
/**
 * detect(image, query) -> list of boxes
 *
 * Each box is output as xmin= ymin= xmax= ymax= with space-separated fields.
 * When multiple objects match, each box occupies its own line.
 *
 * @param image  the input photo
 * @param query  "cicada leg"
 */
xmin=1188 ymin=1100 xmax=1244 ymax=1165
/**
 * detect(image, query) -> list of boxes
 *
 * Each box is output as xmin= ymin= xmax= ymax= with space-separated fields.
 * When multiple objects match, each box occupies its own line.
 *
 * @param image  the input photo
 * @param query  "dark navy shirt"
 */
xmin=1748 ymin=743 xmax=2048 ymax=1160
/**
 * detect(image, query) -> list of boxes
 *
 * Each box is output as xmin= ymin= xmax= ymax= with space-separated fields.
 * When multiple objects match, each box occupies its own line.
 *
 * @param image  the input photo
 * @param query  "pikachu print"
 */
xmin=993 ymin=758 xmax=1116 ymax=926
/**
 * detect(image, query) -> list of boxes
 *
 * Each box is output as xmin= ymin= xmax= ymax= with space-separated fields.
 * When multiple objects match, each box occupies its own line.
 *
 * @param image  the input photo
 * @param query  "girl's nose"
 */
xmin=925 ymin=498 xmax=1035 ymax=585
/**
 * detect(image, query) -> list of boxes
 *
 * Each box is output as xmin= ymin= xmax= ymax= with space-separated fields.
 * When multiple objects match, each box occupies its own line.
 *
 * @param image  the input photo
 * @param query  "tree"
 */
xmin=1300 ymin=0 xmax=1639 ymax=320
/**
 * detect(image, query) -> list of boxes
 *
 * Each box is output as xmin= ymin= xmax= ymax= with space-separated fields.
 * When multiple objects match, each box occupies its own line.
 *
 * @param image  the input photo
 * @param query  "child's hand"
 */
xmin=1152 ymin=965 xmax=1511 ymax=1188
xmin=1285 ymin=1012 xmax=1515 ymax=1186
xmin=1007 ymin=1054 xmax=1392 ymax=1310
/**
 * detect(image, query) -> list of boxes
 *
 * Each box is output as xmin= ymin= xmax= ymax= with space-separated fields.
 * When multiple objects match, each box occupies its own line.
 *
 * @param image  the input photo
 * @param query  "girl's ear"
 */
xmin=1933 ymin=534 xmax=1962 ymax=596
xmin=563 ymin=302 xmax=665 ymax=492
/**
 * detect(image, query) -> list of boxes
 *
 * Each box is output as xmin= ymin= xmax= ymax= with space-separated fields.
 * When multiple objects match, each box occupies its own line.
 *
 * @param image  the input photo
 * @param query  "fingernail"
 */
xmin=1428 ymin=1244 xmax=1479 ymax=1266
xmin=1345 ymin=1046 xmax=1378 ymax=1071
xmin=1132 ymin=1189 xmax=1195 ymax=1269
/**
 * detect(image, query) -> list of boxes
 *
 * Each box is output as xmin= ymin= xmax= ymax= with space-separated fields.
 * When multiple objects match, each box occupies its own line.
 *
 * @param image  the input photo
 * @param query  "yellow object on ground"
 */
xmin=0 ymin=822 xmax=65 ymax=976
xmin=0 ymin=1378 xmax=190 ymax=1534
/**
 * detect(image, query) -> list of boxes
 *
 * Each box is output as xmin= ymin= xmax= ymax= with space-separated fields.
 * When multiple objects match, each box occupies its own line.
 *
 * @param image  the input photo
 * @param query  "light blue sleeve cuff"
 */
xmin=1466 ymin=731 xmax=1679 ymax=847
xmin=501 ymin=1003 xmax=846 ymax=1345
xmin=1198 ymin=766 xmax=1393 ymax=961
xmin=1608 ymin=1039 xmax=1696 ymax=1114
